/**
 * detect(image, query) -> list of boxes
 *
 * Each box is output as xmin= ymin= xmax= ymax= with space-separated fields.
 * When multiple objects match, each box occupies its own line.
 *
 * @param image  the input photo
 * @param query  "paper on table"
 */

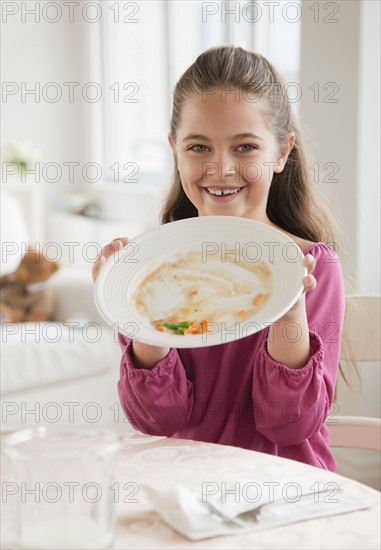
xmin=142 ymin=482 xmax=373 ymax=541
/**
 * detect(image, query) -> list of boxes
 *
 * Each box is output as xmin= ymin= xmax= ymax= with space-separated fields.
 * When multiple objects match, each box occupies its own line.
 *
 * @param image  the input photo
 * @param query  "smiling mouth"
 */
xmin=204 ymin=187 xmax=244 ymax=196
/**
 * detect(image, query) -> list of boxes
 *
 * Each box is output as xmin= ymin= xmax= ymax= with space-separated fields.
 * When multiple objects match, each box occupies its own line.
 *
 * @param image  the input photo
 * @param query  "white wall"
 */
xmin=300 ymin=0 xmax=359 ymax=283
xmin=357 ymin=0 xmax=381 ymax=294
xmin=300 ymin=0 xmax=380 ymax=294
xmin=0 ymin=5 xmax=164 ymax=245
xmin=1 ymin=6 xmax=98 ymax=241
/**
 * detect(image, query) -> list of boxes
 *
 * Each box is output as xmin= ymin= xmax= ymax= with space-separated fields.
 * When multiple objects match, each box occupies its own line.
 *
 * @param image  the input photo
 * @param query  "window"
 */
xmin=102 ymin=0 xmax=301 ymax=185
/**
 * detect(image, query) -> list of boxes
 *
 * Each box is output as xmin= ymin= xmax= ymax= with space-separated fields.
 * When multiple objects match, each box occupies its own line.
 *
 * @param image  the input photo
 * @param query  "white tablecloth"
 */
xmin=2 ymin=433 xmax=380 ymax=549
xmin=112 ymin=434 xmax=380 ymax=549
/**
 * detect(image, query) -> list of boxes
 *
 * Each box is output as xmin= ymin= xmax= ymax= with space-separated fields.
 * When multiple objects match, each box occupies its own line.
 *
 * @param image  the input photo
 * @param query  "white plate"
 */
xmin=94 ymin=216 xmax=307 ymax=348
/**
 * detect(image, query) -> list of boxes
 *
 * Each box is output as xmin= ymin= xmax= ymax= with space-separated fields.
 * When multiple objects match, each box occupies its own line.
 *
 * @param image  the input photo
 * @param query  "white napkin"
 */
xmin=142 ymin=481 xmax=373 ymax=540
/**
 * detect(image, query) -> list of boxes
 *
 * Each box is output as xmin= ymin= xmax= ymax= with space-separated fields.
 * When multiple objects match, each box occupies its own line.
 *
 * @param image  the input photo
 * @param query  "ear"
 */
xmin=274 ymin=133 xmax=296 ymax=173
xmin=168 ymin=134 xmax=178 ymax=162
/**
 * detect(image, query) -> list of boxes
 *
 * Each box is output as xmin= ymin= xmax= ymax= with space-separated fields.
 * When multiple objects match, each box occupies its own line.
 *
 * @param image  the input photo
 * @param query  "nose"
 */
xmin=224 ymin=166 xmax=236 ymax=175
xmin=205 ymin=162 xmax=239 ymax=181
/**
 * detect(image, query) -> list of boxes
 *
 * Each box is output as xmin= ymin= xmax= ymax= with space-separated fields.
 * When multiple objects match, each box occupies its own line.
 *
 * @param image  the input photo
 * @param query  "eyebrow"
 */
xmin=182 ymin=133 xmax=264 ymax=142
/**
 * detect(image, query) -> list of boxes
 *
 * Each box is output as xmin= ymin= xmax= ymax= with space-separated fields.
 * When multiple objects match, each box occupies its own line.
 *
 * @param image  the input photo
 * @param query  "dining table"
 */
xmin=1 ymin=431 xmax=380 ymax=549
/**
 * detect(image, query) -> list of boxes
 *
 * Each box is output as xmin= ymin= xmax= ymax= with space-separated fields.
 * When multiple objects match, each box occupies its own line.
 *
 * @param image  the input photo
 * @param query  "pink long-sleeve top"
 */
xmin=117 ymin=242 xmax=345 ymax=471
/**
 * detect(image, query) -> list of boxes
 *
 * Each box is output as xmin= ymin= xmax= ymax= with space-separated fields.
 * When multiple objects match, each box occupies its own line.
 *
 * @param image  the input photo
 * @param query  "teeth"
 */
xmin=207 ymin=188 xmax=241 ymax=196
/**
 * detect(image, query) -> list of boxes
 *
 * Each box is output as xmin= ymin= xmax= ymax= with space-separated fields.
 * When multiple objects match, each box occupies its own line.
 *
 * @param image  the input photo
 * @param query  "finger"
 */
xmin=304 ymin=273 xmax=317 ymax=293
xmin=103 ymin=240 xmax=124 ymax=265
xmin=101 ymin=237 xmax=129 ymax=259
xmin=92 ymin=254 xmax=106 ymax=282
xmin=303 ymin=253 xmax=316 ymax=275
xmin=93 ymin=238 xmax=129 ymax=282
xmin=93 ymin=237 xmax=129 ymax=282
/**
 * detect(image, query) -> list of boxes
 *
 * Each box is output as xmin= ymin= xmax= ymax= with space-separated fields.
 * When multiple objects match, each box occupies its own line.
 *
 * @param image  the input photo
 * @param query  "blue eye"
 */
xmin=237 ymin=144 xmax=257 ymax=152
xmin=189 ymin=145 xmax=208 ymax=152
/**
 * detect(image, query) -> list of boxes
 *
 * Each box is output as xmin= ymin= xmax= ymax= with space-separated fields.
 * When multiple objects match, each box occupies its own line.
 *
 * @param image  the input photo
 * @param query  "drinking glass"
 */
xmin=3 ymin=427 xmax=122 ymax=550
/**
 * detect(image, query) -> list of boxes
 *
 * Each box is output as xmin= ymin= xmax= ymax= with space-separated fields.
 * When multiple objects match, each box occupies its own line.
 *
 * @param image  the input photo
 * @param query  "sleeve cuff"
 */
xmin=261 ymin=330 xmax=325 ymax=375
xmin=119 ymin=336 xmax=179 ymax=378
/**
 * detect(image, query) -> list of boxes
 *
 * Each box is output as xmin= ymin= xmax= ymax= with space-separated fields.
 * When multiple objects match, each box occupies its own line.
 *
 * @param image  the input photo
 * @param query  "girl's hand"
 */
xmin=302 ymin=253 xmax=317 ymax=294
xmin=279 ymin=253 xmax=317 ymax=322
xmin=91 ymin=237 xmax=129 ymax=282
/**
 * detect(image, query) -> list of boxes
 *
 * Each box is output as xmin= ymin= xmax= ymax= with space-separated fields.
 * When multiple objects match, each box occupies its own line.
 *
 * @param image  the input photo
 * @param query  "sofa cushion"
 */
xmin=1 ymin=322 xmax=121 ymax=395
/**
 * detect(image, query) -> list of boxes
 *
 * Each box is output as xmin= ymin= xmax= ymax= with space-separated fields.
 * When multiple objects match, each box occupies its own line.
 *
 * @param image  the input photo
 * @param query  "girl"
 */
xmin=93 ymin=46 xmax=345 ymax=471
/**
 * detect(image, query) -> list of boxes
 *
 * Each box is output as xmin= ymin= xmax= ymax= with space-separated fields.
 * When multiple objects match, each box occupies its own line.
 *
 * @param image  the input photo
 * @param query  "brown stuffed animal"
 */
xmin=0 ymin=246 xmax=60 ymax=322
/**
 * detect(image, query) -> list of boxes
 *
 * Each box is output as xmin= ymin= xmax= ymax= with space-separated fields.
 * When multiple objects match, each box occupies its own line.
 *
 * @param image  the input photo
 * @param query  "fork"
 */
xmin=203 ymin=489 xmax=335 ymax=527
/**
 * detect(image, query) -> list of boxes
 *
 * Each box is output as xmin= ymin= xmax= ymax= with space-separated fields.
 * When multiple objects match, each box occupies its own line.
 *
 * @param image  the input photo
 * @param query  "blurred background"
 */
xmin=1 ymin=0 xmax=379 ymax=283
xmin=1 ymin=1 xmax=380 ymax=442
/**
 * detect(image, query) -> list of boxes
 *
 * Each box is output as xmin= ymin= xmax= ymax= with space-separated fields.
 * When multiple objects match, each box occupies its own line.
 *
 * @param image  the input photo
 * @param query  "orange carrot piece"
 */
xmin=157 ymin=326 xmax=167 ymax=332
xmin=184 ymin=325 xmax=202 ymax=335
xmin=190 ymin=290 xmax=199 ymax=295
xmin=253 ymin=293 xmax=264 ymax=306
xmin=239 ymin=310 xmax=248 ymax=316
xmin=201 ymin=320 xmax=209 ymax=331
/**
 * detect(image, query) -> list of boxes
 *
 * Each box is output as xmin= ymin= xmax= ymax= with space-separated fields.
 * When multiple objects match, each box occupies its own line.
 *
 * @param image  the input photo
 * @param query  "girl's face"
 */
xmin=169 ymin=89 xmax=294 ymax=221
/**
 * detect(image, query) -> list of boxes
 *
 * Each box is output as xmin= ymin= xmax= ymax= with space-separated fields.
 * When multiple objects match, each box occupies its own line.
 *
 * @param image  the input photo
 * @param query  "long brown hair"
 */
xmin=161 ymin=45 xmax=356 ymax=391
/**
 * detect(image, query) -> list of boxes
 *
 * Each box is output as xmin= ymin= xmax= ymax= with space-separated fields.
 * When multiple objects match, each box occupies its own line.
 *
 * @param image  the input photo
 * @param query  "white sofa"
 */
xmin=1 ymin=268 xmax=135 ymax=433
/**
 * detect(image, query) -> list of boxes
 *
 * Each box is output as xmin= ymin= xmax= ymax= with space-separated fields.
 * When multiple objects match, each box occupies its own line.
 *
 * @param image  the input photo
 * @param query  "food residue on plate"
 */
xmin=132 ymin=250 xmax=272 ymax=335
